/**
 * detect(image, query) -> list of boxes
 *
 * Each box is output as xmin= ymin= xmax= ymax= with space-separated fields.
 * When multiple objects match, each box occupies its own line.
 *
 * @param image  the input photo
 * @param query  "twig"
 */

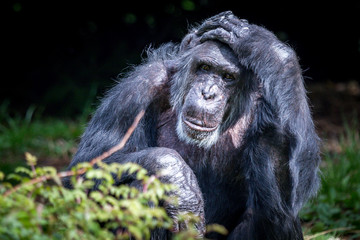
xmin=4 ymin=110 xmax=145 ymax=197
xmin=304 ymin=227 xmax=353 ymax=240
xmin=143 ymin=175 xmax=156 ymax=193
xmin=89 ymin=109 xmax=145 ymax=166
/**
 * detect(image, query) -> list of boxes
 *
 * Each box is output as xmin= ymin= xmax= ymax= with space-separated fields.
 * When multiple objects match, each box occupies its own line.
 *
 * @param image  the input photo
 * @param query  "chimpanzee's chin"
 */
xmin=176 ymin=115 xmax=219 ymax=148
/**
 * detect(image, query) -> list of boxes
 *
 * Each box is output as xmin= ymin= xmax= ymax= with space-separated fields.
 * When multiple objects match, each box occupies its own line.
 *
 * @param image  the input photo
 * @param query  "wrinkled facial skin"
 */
xmin=176 ymin=41 xmax=241 ymax=148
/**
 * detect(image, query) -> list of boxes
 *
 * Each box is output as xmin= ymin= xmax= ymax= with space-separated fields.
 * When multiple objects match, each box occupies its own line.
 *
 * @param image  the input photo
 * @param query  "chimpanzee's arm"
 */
xmin=69 ymin=45 xmax=173 ymax=166
xmin=65 ymin=43 xmax=205 ymax=237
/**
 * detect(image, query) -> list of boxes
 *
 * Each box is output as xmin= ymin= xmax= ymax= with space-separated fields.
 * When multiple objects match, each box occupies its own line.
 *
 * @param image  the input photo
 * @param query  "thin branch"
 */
xmin=4 ymin=110 xmax=145 ymax=197
xmin=143 ymin=175 xmax=156 ymax=193
xmin=304 ymin=227 xmax=353 ymax=240
xmin=89 ymin=109 xmax=145 ymax=166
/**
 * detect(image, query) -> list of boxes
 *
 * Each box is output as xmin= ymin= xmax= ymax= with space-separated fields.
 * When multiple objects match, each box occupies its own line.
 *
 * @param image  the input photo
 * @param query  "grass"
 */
xmin=301 ymin=123 xmax=360 ymax=239
xmin=0 ymin=103 xmax=86 ymax=173
xmin=0 ymin=104 xmax=359 ymax=239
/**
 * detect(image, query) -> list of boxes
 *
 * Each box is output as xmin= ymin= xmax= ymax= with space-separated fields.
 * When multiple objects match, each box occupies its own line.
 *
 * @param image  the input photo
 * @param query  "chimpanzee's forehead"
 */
xmin=194 ymin=40 xmax=239 ymax=66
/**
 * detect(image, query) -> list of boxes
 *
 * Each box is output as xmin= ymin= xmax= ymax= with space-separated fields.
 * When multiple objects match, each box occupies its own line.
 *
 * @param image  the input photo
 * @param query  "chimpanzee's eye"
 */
xmin=224 ymin=73 xmax=235 ymax=81
xmin=200 ymin=64 xmax=210 ymax=71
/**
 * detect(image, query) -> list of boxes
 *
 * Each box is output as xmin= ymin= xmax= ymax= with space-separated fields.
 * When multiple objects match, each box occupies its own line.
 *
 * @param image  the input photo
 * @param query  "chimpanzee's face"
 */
xmin=176 ymin=41 xmax=242 ymax=148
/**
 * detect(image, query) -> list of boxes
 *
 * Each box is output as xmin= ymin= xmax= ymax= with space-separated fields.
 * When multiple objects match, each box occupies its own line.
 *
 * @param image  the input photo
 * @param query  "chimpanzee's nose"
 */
xmin=201 ymin=84 xmax=218 ymax=100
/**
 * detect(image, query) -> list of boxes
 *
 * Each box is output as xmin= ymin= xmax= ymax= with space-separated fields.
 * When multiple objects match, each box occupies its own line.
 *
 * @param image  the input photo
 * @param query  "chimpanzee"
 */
xmin=65 ymin=11 xmax=320 ymax=240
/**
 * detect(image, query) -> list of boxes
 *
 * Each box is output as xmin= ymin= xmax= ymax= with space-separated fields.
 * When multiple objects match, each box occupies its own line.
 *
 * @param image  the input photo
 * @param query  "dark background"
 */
xmin=2 ymin=0 xmax=360 ymax=117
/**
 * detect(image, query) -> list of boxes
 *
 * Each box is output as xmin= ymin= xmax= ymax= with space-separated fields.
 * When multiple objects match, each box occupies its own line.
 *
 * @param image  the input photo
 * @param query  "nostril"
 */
xmin=201 ymin=89 xmax=216 ymax=100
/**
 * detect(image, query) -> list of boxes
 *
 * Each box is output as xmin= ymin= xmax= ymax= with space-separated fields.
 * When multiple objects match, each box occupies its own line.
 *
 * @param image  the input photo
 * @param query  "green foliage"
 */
xmin=0 ymin=103 xmax=85 ymax=174
xmin=301 ymin=125 xmax=360 ymax=239
xmin=0 ymin=105 xmax=84 ymax=155
xmin=0 ymin=154 xmax=204 ymax=240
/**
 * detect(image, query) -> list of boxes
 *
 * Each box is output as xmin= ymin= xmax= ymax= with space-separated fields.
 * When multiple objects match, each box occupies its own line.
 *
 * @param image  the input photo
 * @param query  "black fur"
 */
xmin=65 ymin=11 xmax=320 ymax=240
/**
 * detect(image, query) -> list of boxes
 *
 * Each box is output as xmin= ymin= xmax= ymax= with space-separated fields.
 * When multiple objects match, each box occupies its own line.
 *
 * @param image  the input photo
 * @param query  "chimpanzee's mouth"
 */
xmin=182 ymin=116 xmax=218 ymax=132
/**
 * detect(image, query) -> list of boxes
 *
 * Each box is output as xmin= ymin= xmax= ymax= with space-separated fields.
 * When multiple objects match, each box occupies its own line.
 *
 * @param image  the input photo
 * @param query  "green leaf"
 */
xmin=7 ymin=173 xmax=23 ymax=181
xmin=15 ymin=167 xmax=32 ymax=176
xmin=128 ymin=225 xmax=143 ymax=240
xmin=25 ymin=152 xmax=37 ymax=166
xmin=90 ymin=191 xmax=103 ymax=202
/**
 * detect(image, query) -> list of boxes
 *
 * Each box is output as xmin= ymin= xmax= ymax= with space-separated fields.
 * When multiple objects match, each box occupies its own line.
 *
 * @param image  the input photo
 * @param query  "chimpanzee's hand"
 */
xmin=196 ymin=11 xmax=251 ymax=50
xmin=134 ymin=148 xmax=206 ymax=236
xmin=179 ymin=11 xmax=237 ymax=51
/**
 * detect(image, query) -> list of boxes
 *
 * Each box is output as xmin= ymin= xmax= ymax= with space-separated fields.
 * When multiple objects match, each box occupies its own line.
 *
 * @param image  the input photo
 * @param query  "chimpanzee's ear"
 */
xmin=163 ymin=59 xmax=179 ymax=75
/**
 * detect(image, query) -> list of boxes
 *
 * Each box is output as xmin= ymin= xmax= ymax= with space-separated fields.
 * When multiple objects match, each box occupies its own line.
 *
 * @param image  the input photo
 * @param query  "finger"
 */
xmin=227 ymin=14 xmax=249 ymax=27
xmin=197 ymin=18 xmax=232 ymax=36
xmin=196 ymin=11 xmax=234 ymax=36
xmin=180 ymin=33 xmax=199 ymax=51
xmin=209 ymin=13 xmax=249 ymax=37
xmin=200 ymin=28 xmax=233 ymax=44
xmin=220 ymin=16 xmax=250 ymax=38
xmin=207 ymin=11 xmax=233 ymax=22
xmin=196 ymin=19 xmax=220 ymax=36
xmin=218 ymin=18 xmax=236 ymax=32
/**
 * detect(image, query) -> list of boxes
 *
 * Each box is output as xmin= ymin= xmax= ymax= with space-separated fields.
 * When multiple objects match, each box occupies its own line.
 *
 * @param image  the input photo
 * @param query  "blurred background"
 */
xmin=2 ymin=1 xmax=359 ymax=115
xmin=1 ymin=1 xmax=360 ymax=238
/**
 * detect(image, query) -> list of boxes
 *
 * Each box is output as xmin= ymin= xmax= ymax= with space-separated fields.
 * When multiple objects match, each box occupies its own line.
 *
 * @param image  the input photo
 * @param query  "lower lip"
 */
xmin=183 ymin=118 xmax=218 ymax=132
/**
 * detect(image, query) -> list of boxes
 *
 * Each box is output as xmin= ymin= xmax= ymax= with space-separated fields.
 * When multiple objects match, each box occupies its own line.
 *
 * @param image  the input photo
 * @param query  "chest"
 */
xmin=156 ymin=110 xmax=247 ymax=224
xmin=197 ymin=169 xmax=247 ymax=227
